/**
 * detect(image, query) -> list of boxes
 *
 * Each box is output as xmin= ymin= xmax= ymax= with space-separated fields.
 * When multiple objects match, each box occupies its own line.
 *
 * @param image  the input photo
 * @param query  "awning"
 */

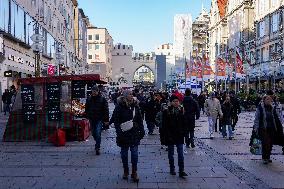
xmin=18 ymin=74 xmax=107 ymax=84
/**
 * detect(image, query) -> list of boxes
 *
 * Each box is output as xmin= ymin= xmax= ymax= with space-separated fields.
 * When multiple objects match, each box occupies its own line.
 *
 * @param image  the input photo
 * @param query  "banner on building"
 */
xmin=203 ymin=55 xmax=214 ymax=81
xmin=190 ymin=58 xmax=197 ymax=82
xmin=236 ymin=49 xmax=245 ymax=78
xmin=216 ymin=57 xmax=226 ymax=80
xmin=196 ymin=57 xmax=203 ymax=81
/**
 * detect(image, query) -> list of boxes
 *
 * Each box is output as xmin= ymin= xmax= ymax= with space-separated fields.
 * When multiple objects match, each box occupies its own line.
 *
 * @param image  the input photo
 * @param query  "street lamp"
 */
xmin=30 ymin=22 xmax=45 ymax=77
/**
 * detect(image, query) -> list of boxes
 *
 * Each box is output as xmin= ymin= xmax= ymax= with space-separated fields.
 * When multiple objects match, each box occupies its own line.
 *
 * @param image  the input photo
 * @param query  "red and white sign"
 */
xmin=48 ymin=64 xmax=55 ymax=76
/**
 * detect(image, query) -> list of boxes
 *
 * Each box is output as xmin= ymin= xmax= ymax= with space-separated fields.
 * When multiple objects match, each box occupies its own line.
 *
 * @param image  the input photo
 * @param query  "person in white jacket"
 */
xmin=204 ymin=92 xmax=223 ymax=139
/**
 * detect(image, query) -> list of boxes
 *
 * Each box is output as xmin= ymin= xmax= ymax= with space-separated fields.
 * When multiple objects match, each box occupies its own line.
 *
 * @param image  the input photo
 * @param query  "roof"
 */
xmin=217 ymin=0 xmax=228 ymax=18
xmin=18 ymin=74 xmax=107 ymax=84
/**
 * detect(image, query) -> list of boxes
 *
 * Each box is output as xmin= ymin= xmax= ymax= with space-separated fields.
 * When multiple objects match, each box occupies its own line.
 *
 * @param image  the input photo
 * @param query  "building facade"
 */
xmin=253 ymin=0 xmax=284 ymax=86
xmin=0 ymin=0 xmax=80 ymax=93
xmin=111 ymin=43 xmax=156 ymax=86
xmin=73 ymin=8 xmax=88 ymax=74
xmin=87 ymin=27 xmax=113 ymax=81
xmin=155 ymin=43 xmax=175 ymax=83
xmin=192 ymin=8 xmax=210 ymax=58
xmin=174 ymin=14 xmax=193 ymax=77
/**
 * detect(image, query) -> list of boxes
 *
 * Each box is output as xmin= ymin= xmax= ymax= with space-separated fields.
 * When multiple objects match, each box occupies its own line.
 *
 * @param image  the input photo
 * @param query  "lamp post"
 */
xmin=30 ymin=22 xmax=44 ymax=77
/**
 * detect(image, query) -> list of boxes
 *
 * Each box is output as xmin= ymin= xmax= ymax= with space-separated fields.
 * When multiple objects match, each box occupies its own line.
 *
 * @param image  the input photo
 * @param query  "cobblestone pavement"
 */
xmin=0 ymin=105 xmax=284 ymax=189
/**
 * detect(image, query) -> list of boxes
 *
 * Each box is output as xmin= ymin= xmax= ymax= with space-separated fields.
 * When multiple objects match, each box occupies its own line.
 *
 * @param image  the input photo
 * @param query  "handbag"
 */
xmin=250 ymin=138 xmax=262 ymax=155
xmin=120 ymin=120 xmax=134 ymax=132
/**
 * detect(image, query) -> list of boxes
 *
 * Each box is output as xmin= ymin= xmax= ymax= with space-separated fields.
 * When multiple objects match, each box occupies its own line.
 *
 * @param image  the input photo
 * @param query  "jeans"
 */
xmin=146 ymin=122 xmax=155 ymax=133
xmin=90 ymin=121 xmax=103 ymax=150
xmin=121 ymin=145 xmax=138 ymax=170
xmin=4 ymin=103 xmax=10 ymax=114
xmin=185 ymin=130 xmax=194 ymax=146
xmin=168 ymin=144 xmax=184 ymax=172
xmin=222 ymin=125 xmax=233 ymax=137
xmin=208 ymin=117 xmax=217 ymax=135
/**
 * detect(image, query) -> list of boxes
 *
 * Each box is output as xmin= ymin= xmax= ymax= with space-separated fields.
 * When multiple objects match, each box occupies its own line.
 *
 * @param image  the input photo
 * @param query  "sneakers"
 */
xmin=170 ymin=169 xmax=176 ymax=175
xmin=95 ymin=149 xmax=100 ymax=155
xmin=179 ymin=171 xmax=188 ymax=178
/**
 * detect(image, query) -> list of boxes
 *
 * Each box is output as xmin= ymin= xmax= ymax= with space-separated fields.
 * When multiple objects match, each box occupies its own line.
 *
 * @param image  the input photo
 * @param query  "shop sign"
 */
xmin=7 ymin=54 xmax=35 ymax=68
xmin=4 ymin=70 xmax=13 ymax=77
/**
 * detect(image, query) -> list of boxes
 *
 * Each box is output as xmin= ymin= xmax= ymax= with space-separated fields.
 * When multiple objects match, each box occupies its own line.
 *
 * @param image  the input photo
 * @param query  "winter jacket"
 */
xmin=182 ymin=96 xmax=200 ymax=131
xmin=230 ymin=96 xmax=241 ymax=116
xmin=112 ymin=97 xmax=145 ymax=147
xmin=161 ymin=105 xmax=186 ymax=145
xmin=204 ymin=98 xmax=223 ymax=118
xmin=144 ymin=97 xmax=161 ymax=123
xmin=253 ymin=103 xmax=284 ymax=146
xmin=85 ymin=95 xmax=109 ymax=123
xmin=221 ymin=102 xmax=233 ymax=125
xmin=2 ymin=91 xmax=12 ymax=104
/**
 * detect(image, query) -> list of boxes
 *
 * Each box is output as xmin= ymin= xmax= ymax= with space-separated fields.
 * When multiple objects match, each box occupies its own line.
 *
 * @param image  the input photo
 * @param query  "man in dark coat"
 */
xmin=2 ymin=89 xmax=12 ymax=115
xmin=182 ymin=89 xmax=200 ymax=148
xmin=221 ymin=96 xmax=234 ymax=139
xmin=85 ymin=85 xmax=109 ymax=155
xmin=162 ymin=95 xmax=188 ymax=178
xmin=229 ymin=91 xmax=241 ymax=131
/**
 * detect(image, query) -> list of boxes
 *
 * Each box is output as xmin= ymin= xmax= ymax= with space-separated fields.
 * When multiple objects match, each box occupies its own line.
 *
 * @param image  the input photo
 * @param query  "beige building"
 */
xmin=87 ymin=27 xmax=113 ymax=81
xmin=253 ymin=0 xmax=284 ymax=83
xmin=192 ymin=8 xmax=210 ymax=58
xmin=209 ymin=0 xmax=254 ymax=75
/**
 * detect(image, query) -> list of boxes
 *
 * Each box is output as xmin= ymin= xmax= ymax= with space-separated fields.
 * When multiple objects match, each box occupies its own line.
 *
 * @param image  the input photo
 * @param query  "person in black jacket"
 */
xmin=221 ymin=96 xmax=234 ymax=139
xmin=85 ymin=85 xmax=109 ymax=155
xmin=112 ymin=90 xmax=145 ymax=182
xmin=183 ymin=89 xmax=200 ymax=148
xmin=162 ymin=95 xmax=188 ymax=178
xmin=2 ymin=89 xmax=12 ymax=115
xmin=229 ymin=91 xmax=241 ymax=131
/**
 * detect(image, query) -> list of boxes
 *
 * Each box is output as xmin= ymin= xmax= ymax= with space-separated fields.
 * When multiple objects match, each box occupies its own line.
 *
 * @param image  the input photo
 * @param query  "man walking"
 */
xmin=85 ymin=85 xmax=109 ymax=155
xmin=2 ymin=89 xmax=12 ymax=115
xmin=183 ymin=89 xmax=200 ymax=148
xmin=229 ymin=91 xmax=241 ymax=131
xmin=204 ymin=92 xmax=223 ymax=139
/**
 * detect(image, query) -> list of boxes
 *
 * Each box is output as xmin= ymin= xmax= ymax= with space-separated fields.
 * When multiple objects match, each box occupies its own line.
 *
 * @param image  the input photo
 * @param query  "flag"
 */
xmin=203 ymin=55 xmax=214 ymax=81
xmin=196 ymin=57 xmax=203 ymax=81
xmin=190 ymin=58 xmax=197 ymax=82
xmin=236 ymin=49 xmax=244 ymax=78
xmin=185 ymin=59 xmax=190 ymax=79
xmin=216 ymin=57 xmax=226 ymax=80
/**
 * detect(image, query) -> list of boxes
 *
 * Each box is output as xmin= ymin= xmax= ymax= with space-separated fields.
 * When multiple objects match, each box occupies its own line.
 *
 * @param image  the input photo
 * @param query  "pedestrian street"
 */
xmin=0 ymin=107 xmax=284 ymax=189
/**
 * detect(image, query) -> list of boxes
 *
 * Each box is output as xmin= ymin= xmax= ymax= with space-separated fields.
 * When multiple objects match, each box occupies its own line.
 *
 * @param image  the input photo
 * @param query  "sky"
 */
xmin=78 ymin=0 xmax=211 ymax=53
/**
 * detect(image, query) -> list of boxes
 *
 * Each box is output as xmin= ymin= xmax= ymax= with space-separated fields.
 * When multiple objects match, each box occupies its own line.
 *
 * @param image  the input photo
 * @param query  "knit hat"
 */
xmin=122 ymin=90 xmax=132 ymax=97
xmin=91 ymin=85 xmax=99 ymax=92
xmin=170 ymin=95 xmax=179 ymax=102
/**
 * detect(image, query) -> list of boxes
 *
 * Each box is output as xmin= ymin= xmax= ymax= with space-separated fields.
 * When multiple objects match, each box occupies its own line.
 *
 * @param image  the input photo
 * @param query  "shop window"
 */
xmin=0 ymin=0 xmax=9 ymax=32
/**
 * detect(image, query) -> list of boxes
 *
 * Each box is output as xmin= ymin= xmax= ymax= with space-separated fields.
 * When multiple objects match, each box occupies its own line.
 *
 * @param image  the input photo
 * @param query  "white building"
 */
xmin=155 ymin=43 xmax=175 ymax=82
xmin=87 ymin=27 xmax=113 ymax=81
xmin=0 ymin=0 xmax=78 ymax=92
xmin=174 ymin=14 xmax=193 ymax=77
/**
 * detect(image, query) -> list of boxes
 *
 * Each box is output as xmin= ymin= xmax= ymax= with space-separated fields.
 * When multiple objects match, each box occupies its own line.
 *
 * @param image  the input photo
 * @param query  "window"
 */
xmin=0 ymin=0 xmax=9 ymax=32
xmin=118 ymin=45 xmax=120 ymax=49
xmin=124 ymin=53 xmax=126 ymax=55
xmin=95 ymin=34 xmax=99 ymax=40
xmin=95 ymin=44 xmax=99 ymax=50
xmin=120 ymin=68 xmax=125 ymax=73
xmin=271 ymin=13 xmax=279 ymax=33
xmin=123 ymin=45 xmax=125 ymax=49
xmin=88 ymin=44 xmax=92 ymax=50
xmin=88 ymin=35 xmax=92 ymax=40
xmin=88 ymin=54 xmax=92 ymax=59
xmin=95 ymin=64 xmax=100 ymax=71
xmin=261 ymin=48 xmax=264 ymax=62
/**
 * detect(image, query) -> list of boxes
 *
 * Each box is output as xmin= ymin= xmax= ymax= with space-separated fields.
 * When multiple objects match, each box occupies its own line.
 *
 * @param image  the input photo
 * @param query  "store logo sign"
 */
xmin=7 ymin=54 xmax=35 ymax=67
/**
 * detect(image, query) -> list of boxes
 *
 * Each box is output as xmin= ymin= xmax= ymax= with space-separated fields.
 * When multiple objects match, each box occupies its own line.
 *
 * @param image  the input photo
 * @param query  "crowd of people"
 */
xmin=84 ymin=85 xmax=284 ymax=183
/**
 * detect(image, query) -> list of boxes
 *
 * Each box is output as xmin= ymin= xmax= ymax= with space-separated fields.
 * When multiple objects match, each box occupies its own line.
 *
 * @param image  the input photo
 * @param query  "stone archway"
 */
xmin=132 ymin=65 xmax=155 ymax=85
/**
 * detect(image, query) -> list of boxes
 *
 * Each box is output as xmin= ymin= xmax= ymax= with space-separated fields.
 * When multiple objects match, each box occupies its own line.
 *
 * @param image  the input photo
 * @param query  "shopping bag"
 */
xmin=120 ymin=120 xmax=133 ymax=132
xmin=250 ymin=138 xmax=262 ymax=155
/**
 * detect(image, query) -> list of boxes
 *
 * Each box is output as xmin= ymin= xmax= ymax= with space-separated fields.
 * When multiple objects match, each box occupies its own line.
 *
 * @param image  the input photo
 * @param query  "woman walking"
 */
xmin=221 ymin=96 xmax=234 ymax=140
xmin=253 ymin=95 xmax=284 ymax=164
xmin=112 ymin=90 xmax=145 ymax=182
xmin=161 ymin=95 xmax=188 ymax=178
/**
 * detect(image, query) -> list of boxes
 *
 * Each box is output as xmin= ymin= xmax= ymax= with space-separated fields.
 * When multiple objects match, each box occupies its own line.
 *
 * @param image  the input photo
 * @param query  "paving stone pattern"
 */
xmin=0 ymin=106 xmax=284 ymax=189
